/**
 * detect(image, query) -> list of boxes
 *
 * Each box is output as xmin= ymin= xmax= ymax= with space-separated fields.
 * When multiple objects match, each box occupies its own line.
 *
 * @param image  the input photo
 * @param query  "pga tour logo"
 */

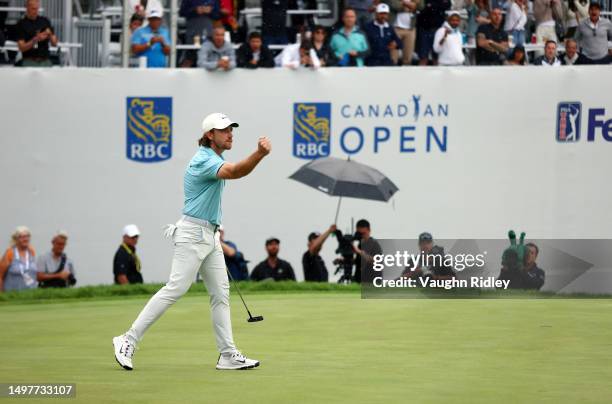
xmin=556 ymin=102 xmax=612 ymax=143
xmin=293 ymin=102 xmax=331 ymax=159
xmin=126 ymin=97 xmax=172 ymax=163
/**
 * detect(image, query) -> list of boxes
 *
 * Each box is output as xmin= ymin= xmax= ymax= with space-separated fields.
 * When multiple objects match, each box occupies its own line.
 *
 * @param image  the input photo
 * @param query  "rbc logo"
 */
xmin=126 ymin=97 xmax=172 ymax=162
xmin=293 ymin=102 xmax=331 ymax=159
xmin=556 ymin=102 xmax=581 ymax=142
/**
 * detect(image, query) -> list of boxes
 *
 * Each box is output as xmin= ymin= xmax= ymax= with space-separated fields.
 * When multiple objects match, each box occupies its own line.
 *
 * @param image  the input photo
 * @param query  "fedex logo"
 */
xmin=586 ymin=108 xmax=612 ymax=142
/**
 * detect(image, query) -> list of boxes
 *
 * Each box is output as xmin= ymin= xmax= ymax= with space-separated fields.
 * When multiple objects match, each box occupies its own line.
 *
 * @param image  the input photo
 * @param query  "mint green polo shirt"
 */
xmin=183 ymin=146 xmax=225 ymax=225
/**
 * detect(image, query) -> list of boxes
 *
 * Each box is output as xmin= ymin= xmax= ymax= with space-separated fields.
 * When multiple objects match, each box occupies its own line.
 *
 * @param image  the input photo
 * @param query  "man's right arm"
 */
xmin=308 ymin=225 xmax=336 ymax=255
xmin=217 ymin=137 xmax=271 ymax=179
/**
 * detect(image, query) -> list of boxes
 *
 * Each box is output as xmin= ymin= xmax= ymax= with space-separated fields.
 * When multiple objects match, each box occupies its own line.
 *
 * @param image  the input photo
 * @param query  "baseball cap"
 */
xmin=147 ymin=8 xmax=163 ymax=18
xmin=308 ymin=232 xmax=320 ymax=242
xmin=418 ymin=232 xmax=433 ymax=242
xmin=376 ymin=3 xmax=390 ymax=13
xmin=265 ymin=237 xmax=280 ymax=245
xmin=447 ymin=10 xmax=461 ymax=17
xmin=201 ymin=113 xmax=239 ymax=133
xmin=123 ymin=224 xmax=140 ymax=238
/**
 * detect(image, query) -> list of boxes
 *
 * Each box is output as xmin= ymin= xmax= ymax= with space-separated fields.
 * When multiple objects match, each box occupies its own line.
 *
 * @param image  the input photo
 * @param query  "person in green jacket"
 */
xmin=330 ymin=8 xmax=370 ymax=67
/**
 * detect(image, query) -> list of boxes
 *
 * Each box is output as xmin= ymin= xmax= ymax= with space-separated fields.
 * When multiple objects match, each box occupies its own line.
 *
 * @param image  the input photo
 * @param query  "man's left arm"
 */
xmin=48 ymin=21 xmax=58 ymax=46
xmin=161 ymin=30 xmax=171 ymax=55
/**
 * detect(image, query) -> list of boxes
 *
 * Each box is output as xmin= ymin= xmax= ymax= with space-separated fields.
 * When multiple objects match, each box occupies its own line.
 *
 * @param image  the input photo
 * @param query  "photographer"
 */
xmin=352 ymin=219 xmax=382 ymax=284
xmin=303 ymin=225 xmax=336 ymax=282
xmin=498 ymin=242 xmax=545 ymax=290
xmin=401 ymin=232 xmax=455 ymax=281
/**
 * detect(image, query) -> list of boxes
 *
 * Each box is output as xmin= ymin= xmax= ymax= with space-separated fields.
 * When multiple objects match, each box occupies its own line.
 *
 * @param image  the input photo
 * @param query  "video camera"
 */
xmin=333 ymin=229 xmax=362 ymax=284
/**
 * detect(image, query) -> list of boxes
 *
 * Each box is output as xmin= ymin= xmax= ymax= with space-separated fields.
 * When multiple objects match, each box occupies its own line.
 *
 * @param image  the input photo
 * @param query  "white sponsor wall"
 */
xmin=1 ymin=67 xmax=611 ymax=288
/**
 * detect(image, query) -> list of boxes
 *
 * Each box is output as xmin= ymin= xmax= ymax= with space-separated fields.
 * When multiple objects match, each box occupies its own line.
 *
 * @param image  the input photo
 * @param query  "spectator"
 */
xmin=312 ymin=25 xmax=338 ymax=66
xmin=131 ymin=8 xmax=171 ymax=68
xmin=130 ymin=0 xmax=163 ymax=21
xmin=364 ymin=3 xmax=403 ymax=66
xmin=236 ymin=31 xmax=275 ymax=68
xmin=179 ymin=0 xmax=220 ymax=67
xmin=15 ymin=0 xmax=58 ymax=67
xmin=504 ymin=0 xmax=528 ymax=47
xmin=330 ymin=8 xmax=370 ymax=67
xmin=250 ymin=238 xmax=296 ymax=282
xmin=401 ymin=232 xmax=456 ymax=280
xmin=303 ymin=225 xmax=336 ymax=282
xmin=476 ymin=7 xmax=509 ymax=65
xmin=566 ymin=0 xmax=590 ymax=38
xmin=352 ymin=219 xmax=382 ymax=283
xmin=130 ymin=13 xmax=145 ymax=33
xmin=466 ymin=0 xmax=491 ymax=45
xmin=198 ymin=26 xmax=236 ymax=70
xmin=219 ymin=0 xmax=239 ymax=36
xmin=504 ymin=44 xmax=527 ymax=64
xmin=533 ymin=0 xmax=563 ymax=45
xmin=113 ymin=224 xmax=143 ymax=285
xmin=346 ymin=0 xmax=376 ymax=29
xmin=36 ymin=231 xmax=77 ymax=288
xmin=498 ymin=242 xmax=545 ymax=290
xmin=180 ymin=0 xmax=220 ymax=44
xmin=521 ymin=243 xmax=545 ymax=290
xmin=533 ymin=40 xmax=562 ymax=65
xmin=575 ymin=2 xmax=612 ymax=64
xmin=280 ymin=39 xmax=321 ymax=69
xmin=433 ymin=11 xmax=465 ymax=65
xmin=390 ymin=0 xmax=418 ymax=65
xmin=261 ymin=0 xmax=289 ymax=45
xmin=416 ymin=0 xmax=452 ymax=65
xmin=561 ymin=38 xmax=587 ymax=64
xmin=219 ymin=227 xmax=249 ymax=281
xmin=0 ymin=227 xmax=37 ymax=292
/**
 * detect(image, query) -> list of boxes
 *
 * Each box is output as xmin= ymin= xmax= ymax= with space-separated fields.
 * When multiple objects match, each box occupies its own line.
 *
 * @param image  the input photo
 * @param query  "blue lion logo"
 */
xmin=293 ymin=102 xmax=331 ymax=159
xmin=126 ymin=97 xmax=172 ymax=163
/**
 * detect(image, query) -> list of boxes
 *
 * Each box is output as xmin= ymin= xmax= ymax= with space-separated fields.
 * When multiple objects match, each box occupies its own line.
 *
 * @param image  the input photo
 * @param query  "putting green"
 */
xmin=1 ymin=293 xmax=611 ymax=403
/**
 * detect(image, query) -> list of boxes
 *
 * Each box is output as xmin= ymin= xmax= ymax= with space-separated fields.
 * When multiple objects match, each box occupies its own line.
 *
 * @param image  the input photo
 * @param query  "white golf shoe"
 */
xmin=216 ymin=351 xmax=260 ymax=370
xmin=113 ymin=335 xmax=136 ymax=371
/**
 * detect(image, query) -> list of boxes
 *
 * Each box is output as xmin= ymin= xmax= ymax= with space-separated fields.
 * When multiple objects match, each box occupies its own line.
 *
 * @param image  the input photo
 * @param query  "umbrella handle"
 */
xmin=334 ymin=197 xmax=342 ymax=224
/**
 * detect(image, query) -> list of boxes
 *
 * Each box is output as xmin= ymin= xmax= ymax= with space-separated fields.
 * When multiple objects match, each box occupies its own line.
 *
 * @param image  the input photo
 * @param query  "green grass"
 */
xmin=1 ymin=293 xmax=612 ymax=403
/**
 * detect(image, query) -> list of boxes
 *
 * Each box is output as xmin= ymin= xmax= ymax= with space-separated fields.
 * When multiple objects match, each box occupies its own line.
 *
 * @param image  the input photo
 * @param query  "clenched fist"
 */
xmin=257 ymin=137 xmax=272 ymax=156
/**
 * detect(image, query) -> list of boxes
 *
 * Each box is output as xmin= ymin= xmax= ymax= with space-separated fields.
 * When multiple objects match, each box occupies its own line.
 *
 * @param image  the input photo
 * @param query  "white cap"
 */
xmin=201 ymin=113 xmax=239 ymax=133
xmin=147 ymin=8 xmax=163 ymax=19
xmin=376 ymin=3 xmax=390 ymax=13
xmin=123 ymin=224 xmax=140 ymax=238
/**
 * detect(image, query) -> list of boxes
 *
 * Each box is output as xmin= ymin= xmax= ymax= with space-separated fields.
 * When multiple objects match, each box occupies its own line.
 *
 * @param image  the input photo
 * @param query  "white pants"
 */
xmin=126 ymin=218 xmax=236 ymax=354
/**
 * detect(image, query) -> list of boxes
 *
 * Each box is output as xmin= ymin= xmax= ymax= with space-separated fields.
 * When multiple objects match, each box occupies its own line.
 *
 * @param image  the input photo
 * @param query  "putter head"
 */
xmin=248 ymin=315 xmax=264 ymax=322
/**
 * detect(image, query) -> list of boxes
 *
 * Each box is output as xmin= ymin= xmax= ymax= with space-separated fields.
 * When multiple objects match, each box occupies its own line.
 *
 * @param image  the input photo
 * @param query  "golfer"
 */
xmin=113 ymin=112 xmax=271 ymax=370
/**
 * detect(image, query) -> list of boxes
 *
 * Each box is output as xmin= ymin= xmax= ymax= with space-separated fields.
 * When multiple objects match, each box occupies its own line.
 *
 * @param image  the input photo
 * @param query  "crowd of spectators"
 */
xmin=2 ymin=0 xmax=610 ymax=67
xmin=0 ymin=219 xmax=385 ymax=292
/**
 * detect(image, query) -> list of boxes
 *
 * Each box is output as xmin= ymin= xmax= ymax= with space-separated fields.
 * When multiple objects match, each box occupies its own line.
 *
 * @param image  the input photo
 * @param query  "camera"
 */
xmin=333 ymin=229 xmax=362 ymax=283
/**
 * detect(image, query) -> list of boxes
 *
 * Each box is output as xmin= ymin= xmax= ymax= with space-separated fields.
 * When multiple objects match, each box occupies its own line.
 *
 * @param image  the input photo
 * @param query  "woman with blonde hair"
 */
xmin=0 ymin=227 xmax=69 ymax=292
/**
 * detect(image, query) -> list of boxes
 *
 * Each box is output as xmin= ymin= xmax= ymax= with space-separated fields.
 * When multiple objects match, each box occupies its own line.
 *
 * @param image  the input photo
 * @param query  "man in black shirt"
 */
xmin=15 ymin=0 xmax=58 ymax=66
xmin=261 ymin=0 xmax=290 ymax=45
xmin=476 ymin=8 xmax=508 ymax=65
xmin=250 ymin=237 xmax=296 ymax=282
xmin=113 ymin=225 xmax=144 ymax=285
xmin=236 ymin=31 xmax=275 ymax=68
xmin=302 ymin=224 xmax=336 ymax=282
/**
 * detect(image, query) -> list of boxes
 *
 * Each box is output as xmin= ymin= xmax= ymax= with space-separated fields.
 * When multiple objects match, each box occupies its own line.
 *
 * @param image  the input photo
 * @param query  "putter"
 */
xmin=226 ymin=267 xmax=264 ymax=323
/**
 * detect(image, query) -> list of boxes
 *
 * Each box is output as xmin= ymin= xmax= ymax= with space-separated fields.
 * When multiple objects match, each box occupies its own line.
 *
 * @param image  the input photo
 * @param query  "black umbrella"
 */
xmin=289 ymin=157 xmax=399 ymax=223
